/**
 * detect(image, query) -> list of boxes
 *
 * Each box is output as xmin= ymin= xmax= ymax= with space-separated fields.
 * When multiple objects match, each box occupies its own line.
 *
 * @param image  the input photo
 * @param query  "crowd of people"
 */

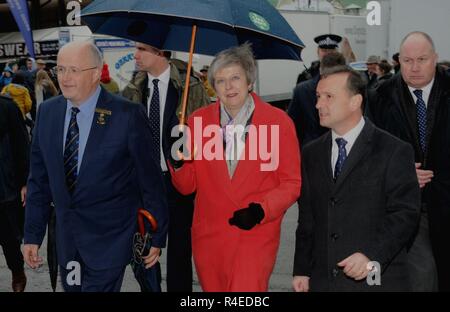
xmin=1 ymin=29 xmax=449 ymax=293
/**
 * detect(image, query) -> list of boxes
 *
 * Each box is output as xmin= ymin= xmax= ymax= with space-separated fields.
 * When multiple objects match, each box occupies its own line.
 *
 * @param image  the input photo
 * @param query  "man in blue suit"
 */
xmin=22 ymin=41 xmax=168 ymax=292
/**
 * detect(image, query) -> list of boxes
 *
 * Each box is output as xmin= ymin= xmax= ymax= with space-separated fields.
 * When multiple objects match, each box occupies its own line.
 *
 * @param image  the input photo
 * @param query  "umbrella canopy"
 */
xmin=81 ymin=0 xmax=305 ymax=125
xmin=81 ymin=0 xmax=304 ymax=60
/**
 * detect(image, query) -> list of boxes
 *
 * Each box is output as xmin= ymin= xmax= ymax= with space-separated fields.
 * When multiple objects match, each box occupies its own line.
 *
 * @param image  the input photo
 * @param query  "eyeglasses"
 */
xmin=55 ymin=65 xmax=97 ymax=76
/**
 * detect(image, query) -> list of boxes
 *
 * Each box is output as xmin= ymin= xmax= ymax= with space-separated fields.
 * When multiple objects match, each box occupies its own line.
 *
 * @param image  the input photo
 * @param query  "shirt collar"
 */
xmin=408 ymin=78 xmax=434 ymax=101
xmin=332 ymin=117 xmax=365 ymax=150
xmin=67 ymin=86 xmax=101 ymax=115
xmin=147 ymin=66 xmax=171 ymax=87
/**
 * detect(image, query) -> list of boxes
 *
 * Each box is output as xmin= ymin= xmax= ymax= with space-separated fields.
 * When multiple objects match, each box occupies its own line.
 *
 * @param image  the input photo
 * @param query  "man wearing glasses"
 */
xmin=22 ymin=41 xmax=168 ymax=292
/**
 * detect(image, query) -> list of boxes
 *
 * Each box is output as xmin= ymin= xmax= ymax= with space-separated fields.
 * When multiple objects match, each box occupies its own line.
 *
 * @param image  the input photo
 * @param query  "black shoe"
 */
xmin=12 ymin=270 xmax=26 ymax=292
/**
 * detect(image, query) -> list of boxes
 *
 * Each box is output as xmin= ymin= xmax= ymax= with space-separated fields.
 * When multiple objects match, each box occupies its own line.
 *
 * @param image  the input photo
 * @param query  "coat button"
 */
xmin=331 ymin=233 xmax=339 ymax=240
xmin=330 ymin=197 xmax=337 ymax=205
xmin=332 ymin=268 xmax=339 ymax=277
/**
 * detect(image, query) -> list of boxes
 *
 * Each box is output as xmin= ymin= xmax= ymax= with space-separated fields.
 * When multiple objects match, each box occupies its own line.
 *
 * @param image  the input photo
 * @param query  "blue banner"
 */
xmin=7 ymin=0 xmax=35 ymax=58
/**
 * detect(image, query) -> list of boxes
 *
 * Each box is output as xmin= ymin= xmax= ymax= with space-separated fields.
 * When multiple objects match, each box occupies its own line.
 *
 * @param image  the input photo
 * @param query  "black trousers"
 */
xmin=0 ymin=200 xmax=24 ymax=274
xmin=406 ymin=211 xmax=438 ymax=291
xmin=60 ymin=252 xmax=126 ymax=292
xmin=163 ymin=172 xmax=195 ymax=292
xmin=428 ymin=203 xmax=450 ymax=291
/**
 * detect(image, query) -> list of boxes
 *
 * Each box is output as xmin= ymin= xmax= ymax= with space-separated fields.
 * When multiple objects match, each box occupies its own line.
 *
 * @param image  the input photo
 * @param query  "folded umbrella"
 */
xmin=130 ymin=208 xmax=161 ymax=292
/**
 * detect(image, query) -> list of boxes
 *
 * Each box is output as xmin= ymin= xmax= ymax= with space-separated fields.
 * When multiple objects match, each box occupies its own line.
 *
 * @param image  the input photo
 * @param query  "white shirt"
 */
xmin=331 ymin=117 xmax=365 ymax=176
xmin=408 ymin=78 xmax=434 ymax=108
xmin=147 ymin=66 xmax=171 ymax=171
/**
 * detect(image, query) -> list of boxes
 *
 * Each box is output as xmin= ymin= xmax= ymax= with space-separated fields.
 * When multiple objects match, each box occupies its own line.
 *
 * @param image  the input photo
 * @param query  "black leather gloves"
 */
xmin=168 ymin=127 xmax=187 ymax=169
xmin=229 ymin=203 xmax=265 ymax=230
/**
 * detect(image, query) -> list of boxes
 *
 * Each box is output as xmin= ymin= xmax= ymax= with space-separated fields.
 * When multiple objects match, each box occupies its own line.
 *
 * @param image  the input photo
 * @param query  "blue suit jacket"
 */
xmin=24 ymin=88 xmax=168 ymax=270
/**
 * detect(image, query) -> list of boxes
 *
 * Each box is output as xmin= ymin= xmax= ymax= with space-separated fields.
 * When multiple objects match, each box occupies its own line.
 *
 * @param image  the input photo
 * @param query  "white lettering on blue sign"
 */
xmin=115 ymin=53 xmax=135 ymax=70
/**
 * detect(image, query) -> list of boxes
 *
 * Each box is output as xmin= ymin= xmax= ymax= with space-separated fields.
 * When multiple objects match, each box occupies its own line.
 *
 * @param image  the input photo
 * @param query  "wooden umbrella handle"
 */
xmin=138 ymin=208 xmax=158 ymax=235
xmin=179 ymin=24 xmax=198 ymax=126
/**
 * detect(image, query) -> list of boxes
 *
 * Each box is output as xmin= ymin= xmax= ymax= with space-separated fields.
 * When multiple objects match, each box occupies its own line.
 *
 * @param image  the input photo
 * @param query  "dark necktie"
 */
xmin=149 ymin=79 xmax=161 ymax=165
xmin=64 ymin=107 xmax=80 ymax=193
xmin=334 ymin=138 xmax=348 ymax=180
xmin=413 ymin=89 xmax=427 ymax=153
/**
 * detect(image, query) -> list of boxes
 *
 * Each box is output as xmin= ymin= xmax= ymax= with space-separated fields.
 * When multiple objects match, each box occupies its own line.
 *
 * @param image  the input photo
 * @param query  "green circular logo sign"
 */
xmin=249 ymin=12 xmax=270 ymax=31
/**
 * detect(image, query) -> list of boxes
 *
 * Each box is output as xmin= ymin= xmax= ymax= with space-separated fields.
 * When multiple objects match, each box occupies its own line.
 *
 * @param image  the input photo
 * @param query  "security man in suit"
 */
xmin=122 ymin=42 xmax=210 ymax=292
xmin=367 ymin=31 xmax=450 ymax=291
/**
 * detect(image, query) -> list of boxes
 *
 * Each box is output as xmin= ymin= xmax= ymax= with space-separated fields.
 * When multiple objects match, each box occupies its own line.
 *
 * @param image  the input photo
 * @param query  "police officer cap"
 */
xmin=314 ymin=34 xmax=342 ymax=49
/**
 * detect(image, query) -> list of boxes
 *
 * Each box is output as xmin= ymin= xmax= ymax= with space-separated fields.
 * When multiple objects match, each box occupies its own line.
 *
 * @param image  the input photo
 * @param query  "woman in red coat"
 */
xmin=169 ymin=43 xmax=301 ymax=291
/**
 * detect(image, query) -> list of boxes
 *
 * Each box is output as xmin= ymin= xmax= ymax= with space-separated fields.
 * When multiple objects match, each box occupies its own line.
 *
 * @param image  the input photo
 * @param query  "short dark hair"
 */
xmin=378 ymin=59 xmax=392 ymax=75
xmin=438 ymin=60 xmax=450 ymax=68
xmin=162 ymin=50 xmax=172 ymax=60
xmin=11 ymin=72 xmax=25 ymax=85
xmin=392 ymin=52 xmax=400 ymax=63
xmin=320 ymin=52 xmax=346 ymax=72
xmin=321 ymin=65 xmax=367 ymax=111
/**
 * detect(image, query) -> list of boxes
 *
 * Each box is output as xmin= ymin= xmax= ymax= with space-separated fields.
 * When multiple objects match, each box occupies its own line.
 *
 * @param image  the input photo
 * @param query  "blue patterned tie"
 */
xmin=149 ymin=79 xmax=161 ymax=165
xmin=64 ymin=107 xmax=80 ymax=193
xmin=334 ymin=138 xmax=348 ymax=180
xmin=413 ymin=89 xmax=427 ymax=153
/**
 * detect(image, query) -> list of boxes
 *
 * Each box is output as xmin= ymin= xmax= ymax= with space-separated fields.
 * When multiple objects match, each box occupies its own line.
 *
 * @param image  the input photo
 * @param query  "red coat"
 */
xmin=170 ymin=93 xmax=301 ymax=291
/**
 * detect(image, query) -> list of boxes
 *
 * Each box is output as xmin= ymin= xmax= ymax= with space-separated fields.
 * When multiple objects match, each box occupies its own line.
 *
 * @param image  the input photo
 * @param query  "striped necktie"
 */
xmin=64 ymin=107 xmax=80 ymax=193
xmin=413 ymin=89 xmax=427 ymax=153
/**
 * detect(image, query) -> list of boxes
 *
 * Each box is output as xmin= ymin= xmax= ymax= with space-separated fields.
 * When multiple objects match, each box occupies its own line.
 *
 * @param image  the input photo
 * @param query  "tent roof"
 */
xmin=340 ymin=0 xmax=369 ymax=9
xmin=345 ymin=4 xmax=363 ymax=9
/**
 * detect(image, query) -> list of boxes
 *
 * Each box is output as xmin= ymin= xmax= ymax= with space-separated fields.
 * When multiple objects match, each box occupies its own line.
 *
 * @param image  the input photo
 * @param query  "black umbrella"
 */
xmin=130 ymin=209 xmax=161 ymax=292
xmin=81 ymin=0 xmax=304 ymax=126
xmin=47 ymin=202 xmax=58 ymax=292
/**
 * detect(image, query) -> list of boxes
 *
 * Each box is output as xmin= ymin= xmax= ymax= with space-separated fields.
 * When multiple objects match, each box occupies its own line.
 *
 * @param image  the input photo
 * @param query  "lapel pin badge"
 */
xmin=95 ymin=108 xmax=112 ymax=125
